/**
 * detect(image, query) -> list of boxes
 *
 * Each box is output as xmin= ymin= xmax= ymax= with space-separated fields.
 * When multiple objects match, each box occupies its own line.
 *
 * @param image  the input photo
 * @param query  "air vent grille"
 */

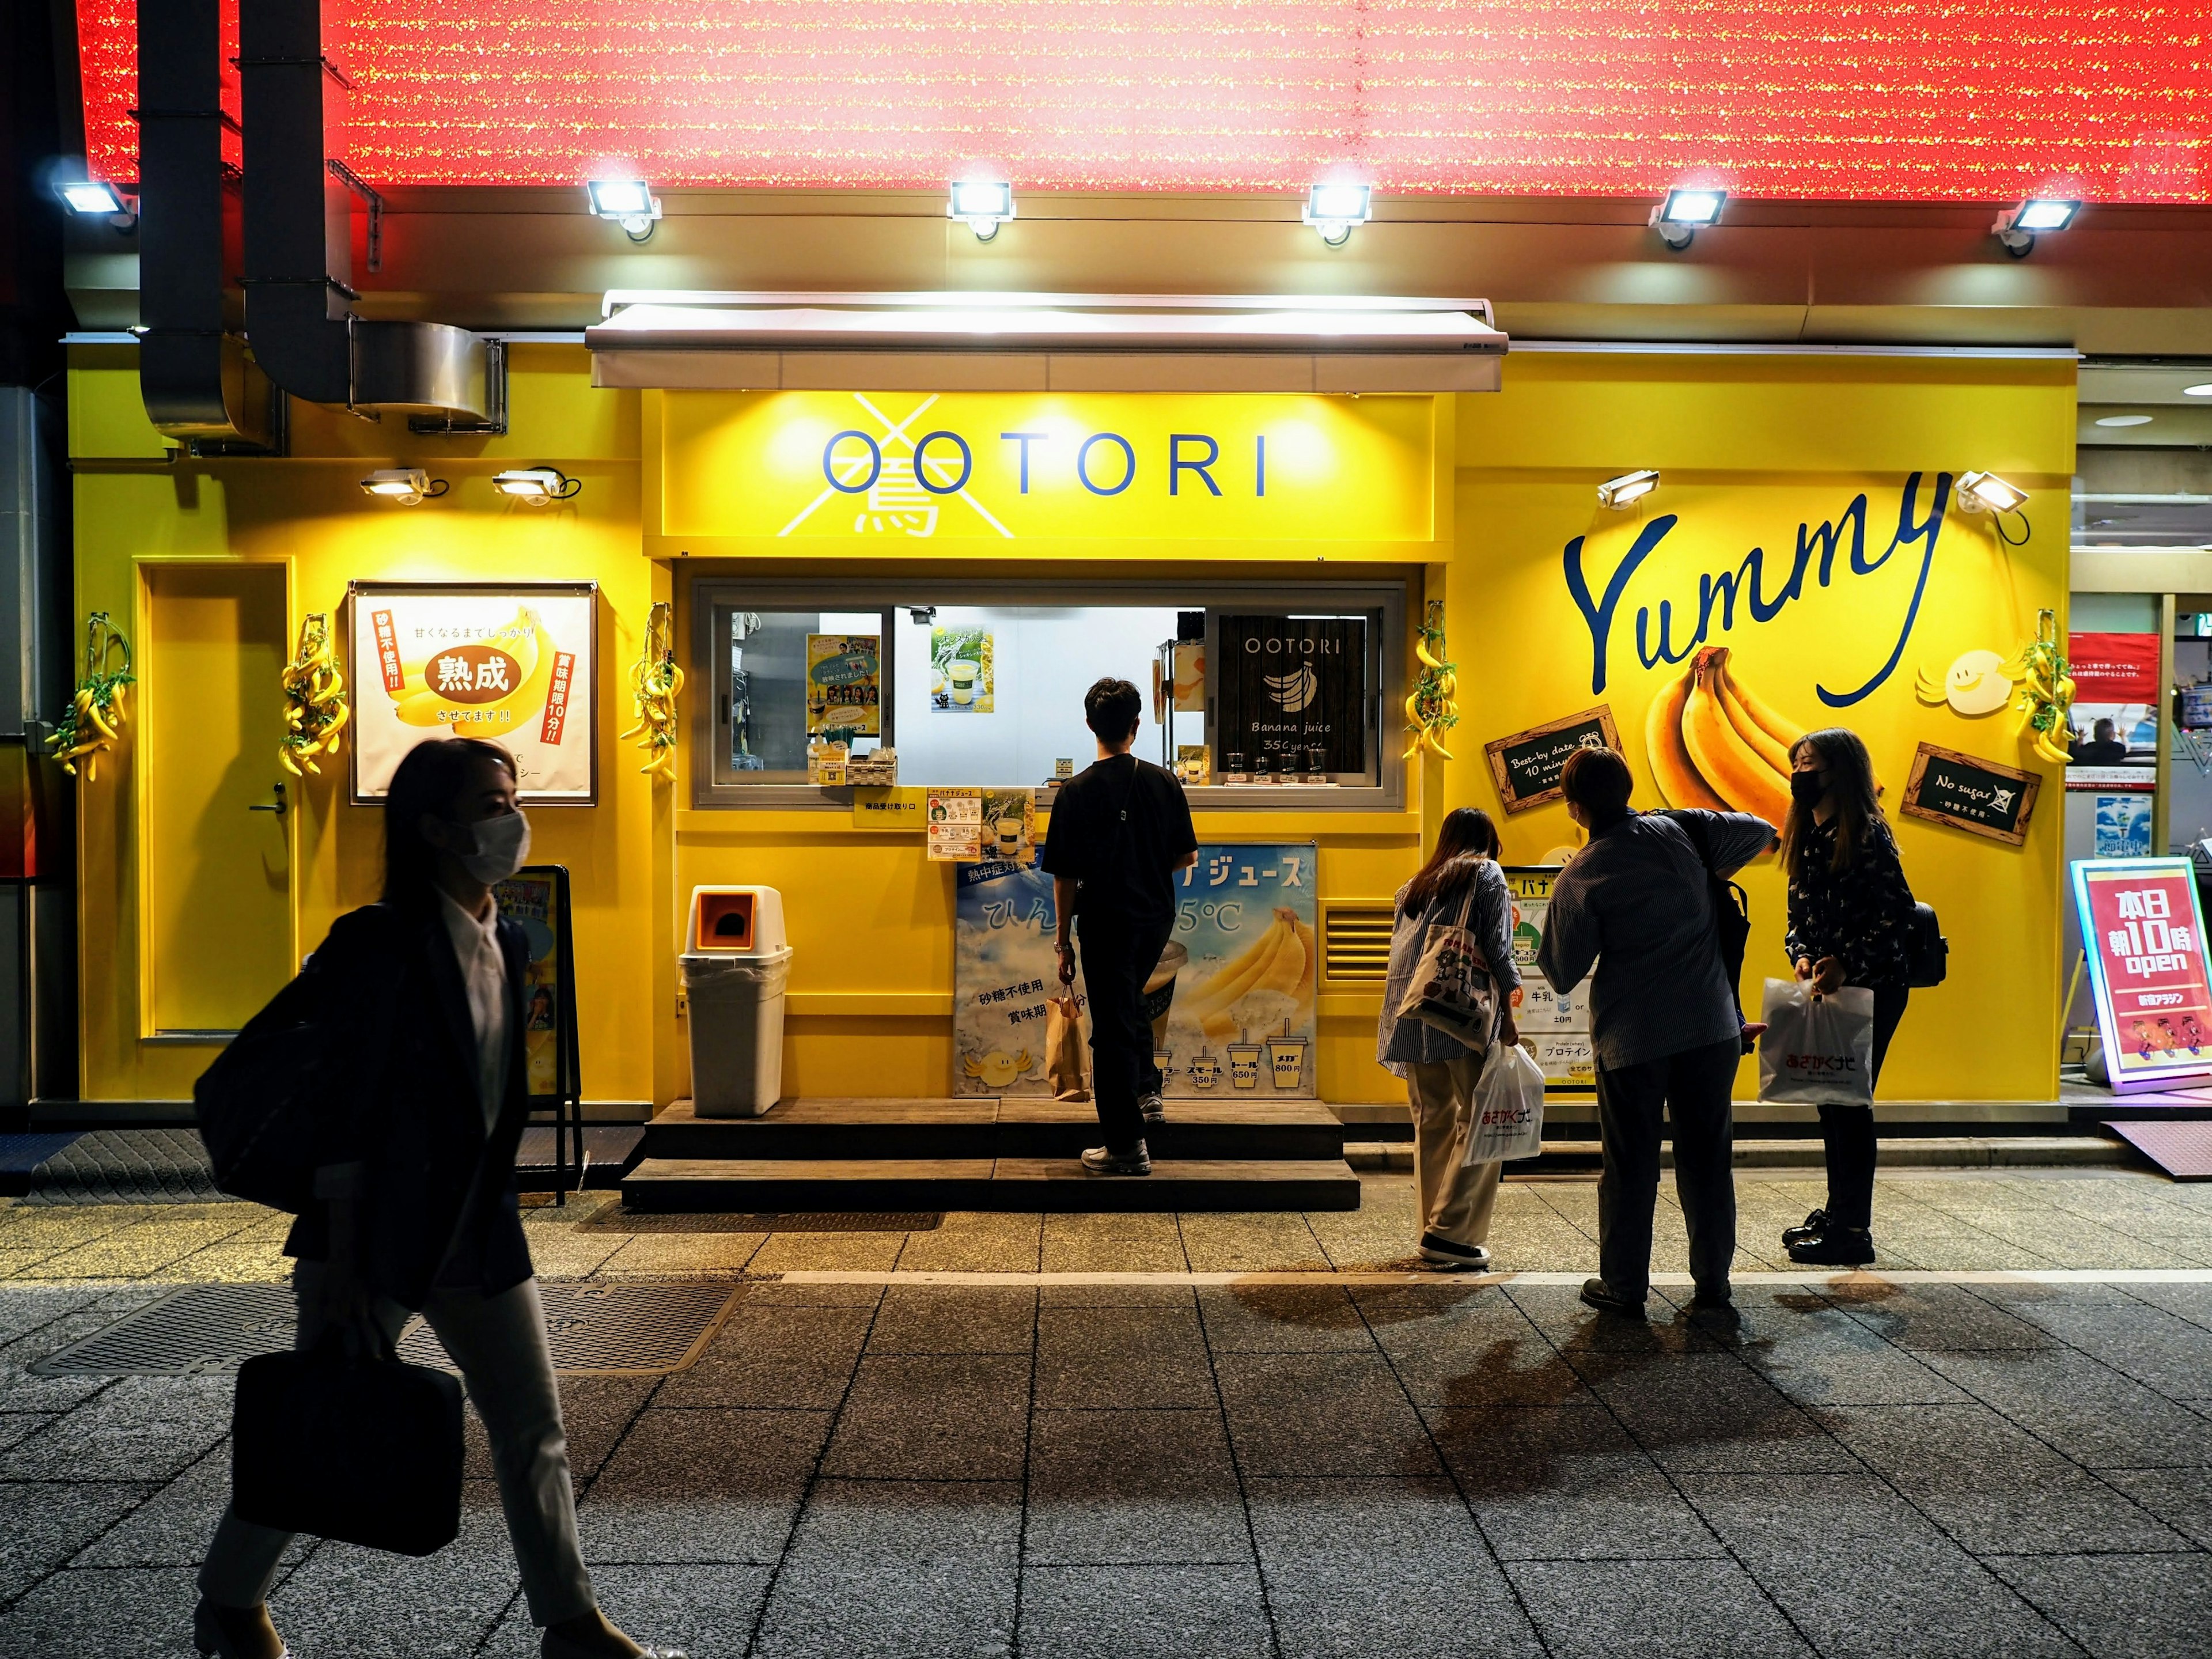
xmin=1323 ymin=904 xmax=1396 ymax=982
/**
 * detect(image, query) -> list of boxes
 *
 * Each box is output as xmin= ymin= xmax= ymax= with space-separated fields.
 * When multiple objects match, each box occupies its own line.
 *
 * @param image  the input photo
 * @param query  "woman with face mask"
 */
xmin=1777 ymin=727 xmax=1919 ymax=1268
xmin=195 ymin=738 xmax=681 ymax=1659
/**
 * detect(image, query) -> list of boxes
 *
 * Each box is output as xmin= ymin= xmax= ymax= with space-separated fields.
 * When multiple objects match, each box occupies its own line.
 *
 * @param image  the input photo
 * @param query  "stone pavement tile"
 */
xmin=729 ymin=1281 xmax=885 ymax=1309
xmin=1945 ymin=1212 xmax=2191 ymax=1271
xmin=482 ymin=1564 xmax=774 ymax=1658
xmin=464 ymin=1375 xmax=656 ymax=1484
xmin=891 ymin=1211 xmax=1043 ymax=1274
xmin=0 ymin=1211 xmax=133 ymax=1256
xmin=1979 ymin=1297 xmax=2212 ymax=1399
xmin=1714 ymin=1288 xmax=1970 ymax=1406
xmin=1823 ymin=1282 xmax=2059 ymax=1351
xmin=1354 ymin=1283 xmax=1590 ymax=1409
xmin=2123 ymin=1281 xmax=2212 ymax=1331
xmin=1038 ymin=1282 xmax=1196 ymax=1309
xmin=655 ymin=1307 xmax=871 ymax=1409
xmin=1035 ymin=1305 xmax=1215 ymax=1409
xmin=1823 ymin=1403 xmax=2187 ymax=1554
xmin=1986 ymin=1554 xmax=2212 ymax=1659
xmin=1178 ymin=1213 xmax=1332 ymax=1273
xmin=518 ymin=1232 xmax=631 ymax=1278
xmin=753 ymin=1478 xmax=1019 ymax=1659
xmin=1503 ymin=1282 xmax=1719 ymax=1357
xmin=0 ymin=1249 xmax=55 ymax=1279
xmin=1588 ymin=1352 xmax=1857 ymax=1474
xmin=1 ymin=1565 xmax=200 ymax=1651
xmin=0 ymin=1286 xmax=103 ymax=1343
xmin=272 ymin=1482 xmax=516 ymax=1656
xmin=1196 ymin=1284 xmax=1374 ymax=1352
xmin=0 ymin=1478 xmax=158 ymax=1600
xmin=1024 ymin=1407 xmax=1246 ymax=1565
xmin=1017 ymin=1562 xmax=1272 ymax=1659
xmin=0 ymin=1374 xmax=231 ymax=1482
xmin=577 ymin=1407 xmax=831 ymax=1564
xmin=1215 ymin=1351 xmax=1440 ymax=1477
xmin=597 ymin=1232 xmax=768 ymax=1275
xmin=1248 ymin=1476 xmax=1546 ymax=1659
xmin=2103 ymin=1467 xmax=2212 ymax=1550
xmin=821 ymin=1353 xmax=1029 ymax=1480
xmin=865 ymin=1285 xmax=1035 ymax=1354
xmin=1682 ymin=1472 xmax=2079 ymax=1659
xmin=0 ymin=1411 xmax=55 ymax=1453
xmin=147 ymin=1239 xmax=295 ymax=1282
xmin=1428 ymin=1405 xmax=1725 ymax=1562
xmin=1040 ymin=1212 xmax=1188 ymax=1273
xmin=0 ymin=1298 xmax=162 ymax=1411
xmin=69 ymin=1446 xmax=302 ymax=1569
xmin=1304 ymin=1177 xmax=1425 ymax=1271
xmin=1506 ymin=1558 xmax=1815 ymax=1658
xmin=745 ymin=1229 xmax=908 ymax=1274
xmin=1918 ymin=1349 xmax=2212 ymax=1469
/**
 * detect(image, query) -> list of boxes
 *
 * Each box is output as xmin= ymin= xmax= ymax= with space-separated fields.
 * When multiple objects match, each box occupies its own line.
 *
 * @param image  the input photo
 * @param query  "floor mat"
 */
xmin=2107 ymin=1119 xmax=2212 ymax=1180
xmin=10 ymin=1129 xmax=232 ymax=1205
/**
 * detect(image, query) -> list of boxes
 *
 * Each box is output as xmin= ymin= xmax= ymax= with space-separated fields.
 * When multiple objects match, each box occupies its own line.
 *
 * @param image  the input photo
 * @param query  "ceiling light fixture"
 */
xmin=586 ymin=177 xmax=661 ymax=241
xmin=359 ymin=468 xmax=447 ymax=505
xmin=1650 ymin=188 xmax=1725 ymax=250
xmin=1302 ymin=183 xmax=1373 ymax=248
xmin=56 ymin=176 xmax=135 ymax=229
xmin=1992 ymin=198 xmax=2080 ymax=257
xmin=2094 ymin=415 xmax=2154 ymax=428
xmin=2183 ymin=383 xmax=2212 ymax=397
xmin=947 ymin=179 xmax=1015 ymax=241
xmin=492 ymin=467 xmax=581 ymax=503
xmin=1596 ymin=469 xmax=1660 ymax=510
xmin=1956 ymin=471 xmax=2029 ymax=515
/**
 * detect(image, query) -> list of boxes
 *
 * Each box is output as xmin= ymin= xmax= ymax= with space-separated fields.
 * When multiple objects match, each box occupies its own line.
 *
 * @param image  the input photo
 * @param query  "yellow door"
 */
xmin=142 ymin=563 xmax=293 ymax=1033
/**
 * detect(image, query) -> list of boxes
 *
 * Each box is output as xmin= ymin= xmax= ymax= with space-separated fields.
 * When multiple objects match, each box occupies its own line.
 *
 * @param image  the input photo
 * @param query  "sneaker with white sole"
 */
xmin=1139 ymin=1093 xmax=1166 ymax=1127
xmin=1081 ymin=1141 xmax=1152 ymax=1176
xmin=1416 ymin=1232 xmax=1490 ymax=1270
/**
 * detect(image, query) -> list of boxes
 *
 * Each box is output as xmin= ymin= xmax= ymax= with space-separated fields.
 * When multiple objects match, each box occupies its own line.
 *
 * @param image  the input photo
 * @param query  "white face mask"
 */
xmin=453 ymin=809 xmax=530 ymax=884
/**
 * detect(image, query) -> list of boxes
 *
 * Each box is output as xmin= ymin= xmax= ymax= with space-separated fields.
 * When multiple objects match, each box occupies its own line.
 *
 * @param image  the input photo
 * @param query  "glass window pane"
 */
xmin=728 ymin=609 xmax=884 ymax=778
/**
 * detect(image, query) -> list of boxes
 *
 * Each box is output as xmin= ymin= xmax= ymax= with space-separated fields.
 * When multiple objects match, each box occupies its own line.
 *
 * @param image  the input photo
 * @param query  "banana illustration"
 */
xmin=1645 ymin=658 xmax=1728 ymax=810
xmin=1678 ymin=648 xmax=1792 ymax=827
xmin=1185 ymin=908 xmax=1313 ymax=1043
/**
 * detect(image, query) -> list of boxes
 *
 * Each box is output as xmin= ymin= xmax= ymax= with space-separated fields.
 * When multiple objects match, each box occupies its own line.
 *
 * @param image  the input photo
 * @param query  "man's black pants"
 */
xmin=1592 ymin=1037 xmax=1741 ymax=1301
xmin=1077 ymin=914 xmax=1175 ymax=1153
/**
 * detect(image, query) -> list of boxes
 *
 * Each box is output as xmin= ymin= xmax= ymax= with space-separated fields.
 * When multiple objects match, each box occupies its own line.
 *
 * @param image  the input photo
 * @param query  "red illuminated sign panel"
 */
xmin=2074 ymin=859 xmax=2212 ymax=1093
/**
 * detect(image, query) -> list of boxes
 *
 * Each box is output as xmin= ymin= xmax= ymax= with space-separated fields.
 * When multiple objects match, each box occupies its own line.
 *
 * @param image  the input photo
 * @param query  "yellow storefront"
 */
xmin=65 ymin=339 xmax=2073 ymax=1119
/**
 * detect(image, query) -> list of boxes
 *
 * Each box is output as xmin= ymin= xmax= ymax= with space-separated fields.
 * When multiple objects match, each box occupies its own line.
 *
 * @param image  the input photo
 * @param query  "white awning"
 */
xmin=587 ymin=291 xmax=1505 ymax=393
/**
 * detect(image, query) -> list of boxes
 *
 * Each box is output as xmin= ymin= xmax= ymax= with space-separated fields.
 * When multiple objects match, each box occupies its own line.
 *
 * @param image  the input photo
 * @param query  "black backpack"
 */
xmin=192 ymin=968 xmax=329 ymax=1214
xmin=1675 ymin=813 xmax=1755 ymax=1050
xmin=1905 ymin=902 xmax=1948 ymax=988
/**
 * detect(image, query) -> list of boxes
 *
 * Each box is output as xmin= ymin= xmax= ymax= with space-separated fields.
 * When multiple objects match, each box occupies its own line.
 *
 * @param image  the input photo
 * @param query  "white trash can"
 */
xmin=683 ymin=885 xmax=791 ymax=1117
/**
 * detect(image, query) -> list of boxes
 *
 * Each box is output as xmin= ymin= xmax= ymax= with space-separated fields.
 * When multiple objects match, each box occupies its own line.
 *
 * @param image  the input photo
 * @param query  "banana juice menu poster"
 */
xmin=1505 ymin=866 xmax=1596 ymax=1090
xmin=350 ymin=582 xmax=598 ymax=803
xmin=491 ymin=865 xmax=574 ymax=1101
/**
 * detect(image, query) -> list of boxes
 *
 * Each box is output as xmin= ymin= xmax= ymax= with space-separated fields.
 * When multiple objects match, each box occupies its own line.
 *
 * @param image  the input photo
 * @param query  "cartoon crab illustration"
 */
xmin=960 ymin=1048 xmax=1036 ymax=1089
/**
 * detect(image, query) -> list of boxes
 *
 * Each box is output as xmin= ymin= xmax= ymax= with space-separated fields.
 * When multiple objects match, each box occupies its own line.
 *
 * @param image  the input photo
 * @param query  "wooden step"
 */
xmin=645 ymin=1097 xmax=1345 ymax=1162
xmin=620 ymin=1155 xmax=1363 ymax=1213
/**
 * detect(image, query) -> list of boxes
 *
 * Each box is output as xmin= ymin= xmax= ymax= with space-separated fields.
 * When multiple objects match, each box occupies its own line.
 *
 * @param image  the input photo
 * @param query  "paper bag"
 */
xmin=1046 ymin=995 xmax=1090 ymax=1102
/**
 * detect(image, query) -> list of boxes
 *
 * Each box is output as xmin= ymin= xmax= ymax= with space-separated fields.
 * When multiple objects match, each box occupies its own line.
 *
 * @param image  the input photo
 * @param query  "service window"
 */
xmin=692 ymin=581 xmax=1404 ymax=808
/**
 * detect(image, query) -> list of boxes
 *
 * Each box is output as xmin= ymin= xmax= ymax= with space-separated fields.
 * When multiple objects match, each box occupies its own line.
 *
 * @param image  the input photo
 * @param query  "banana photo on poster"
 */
xmin=348 ymin=582 xmax=599 ymax=804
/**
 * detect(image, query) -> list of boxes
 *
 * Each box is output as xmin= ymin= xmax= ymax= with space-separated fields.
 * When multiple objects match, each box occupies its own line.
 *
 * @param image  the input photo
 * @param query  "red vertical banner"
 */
xmin=539 ymin=652 xmax=576 ymax=744
xmin=371 ymin=609 xmax=405 ymax=695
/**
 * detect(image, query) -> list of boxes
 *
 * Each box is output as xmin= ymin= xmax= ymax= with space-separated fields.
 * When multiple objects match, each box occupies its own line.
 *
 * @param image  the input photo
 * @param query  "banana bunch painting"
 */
xmin=1645 ymin=645 xmax=1804 ymax=825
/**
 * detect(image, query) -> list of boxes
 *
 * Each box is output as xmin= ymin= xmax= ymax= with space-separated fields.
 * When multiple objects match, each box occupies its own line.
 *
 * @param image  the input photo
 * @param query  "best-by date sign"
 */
xmin=2073 ymin=858 xmax=2212 ymax=1093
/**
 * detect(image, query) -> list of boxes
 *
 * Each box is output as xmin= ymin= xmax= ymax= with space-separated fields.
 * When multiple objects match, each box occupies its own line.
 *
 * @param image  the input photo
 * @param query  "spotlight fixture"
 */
xmin=1650 ymin=188 xmax=1725 ymax=249
xmin=2183 ymin=382 xmax=2212 ymax=397
xmin=1596 ymin=469 xmax=1661 ymax=510
xmin=947 ymin=179 xmax=1015 ymax=241
xmin=586 ymin=177 xmax=661 ymax=241
xmin=1302 ymin=183 xmax=1373 ymax=247
xmin=359 ymin=468 xmax=447 ymax=505
xmin=1956 ymin=471 xmax=2029 ymax=516
xmin=56 ymin=177 xmax=135 ymax=229
xmin=492 ymin=467 xmax=581 ymax=503
xmin=2094 ymin=415 xmax=2154 ymax=428
xmin=907 ymin=605 xmax=938 ymax=626
xmin=1992 ymin=198 xmax=2080 ymax=257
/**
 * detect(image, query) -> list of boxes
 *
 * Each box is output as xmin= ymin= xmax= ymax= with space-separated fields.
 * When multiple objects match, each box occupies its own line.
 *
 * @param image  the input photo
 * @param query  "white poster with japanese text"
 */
xmin=349 ymin=583 xmax=598 ymax=803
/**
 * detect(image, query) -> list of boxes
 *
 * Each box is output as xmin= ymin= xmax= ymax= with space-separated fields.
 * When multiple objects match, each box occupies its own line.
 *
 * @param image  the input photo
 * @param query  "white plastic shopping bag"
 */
xmin=1757 ymin=978 xmax=1876 ymax=1107
xmin=1465 ymin=1040 xmax=1547 ymax=1163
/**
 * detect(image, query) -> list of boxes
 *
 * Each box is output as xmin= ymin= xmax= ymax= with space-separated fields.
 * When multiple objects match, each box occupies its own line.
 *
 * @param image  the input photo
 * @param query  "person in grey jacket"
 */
xmin=1535 ymin=748 xmax=1772 ymax=1322
xmin=1377 ymin=808 xmax=1520 ymax=1270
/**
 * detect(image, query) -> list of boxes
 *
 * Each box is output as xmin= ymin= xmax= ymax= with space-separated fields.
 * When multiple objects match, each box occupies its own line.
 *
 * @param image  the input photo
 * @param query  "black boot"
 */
xmin=1782 ymin=1208 xmax=1829 ymax=1249
xmin=1787 ymin=1225 xmax=1874 ymax=1267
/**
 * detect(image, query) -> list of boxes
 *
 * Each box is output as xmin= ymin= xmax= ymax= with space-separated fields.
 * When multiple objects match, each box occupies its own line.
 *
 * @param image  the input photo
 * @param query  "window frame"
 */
xmin=688 ymin=576 xmax=1408 ymax=811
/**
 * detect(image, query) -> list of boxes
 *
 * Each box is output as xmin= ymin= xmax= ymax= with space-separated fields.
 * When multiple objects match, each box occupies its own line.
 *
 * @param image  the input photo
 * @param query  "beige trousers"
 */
xmin=1406 ymin=1053 xmax=1503 ymax=1248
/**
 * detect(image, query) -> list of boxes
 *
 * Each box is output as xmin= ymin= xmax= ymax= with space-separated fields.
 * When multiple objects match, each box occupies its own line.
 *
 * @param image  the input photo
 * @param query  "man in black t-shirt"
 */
xmin=1039 ymin=678 xmax=1199 ymax=1175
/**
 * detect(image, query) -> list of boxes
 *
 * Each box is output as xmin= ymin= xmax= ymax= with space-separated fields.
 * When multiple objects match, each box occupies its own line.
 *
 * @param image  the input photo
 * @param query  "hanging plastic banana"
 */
xmin=1403 ymin=599 xmax=1459 ymax=760
xmin=49 ymin=612 xmax=134 ymax=782
xmin=2004 ymin=608 xmax=2075 ymax=766
xmin=620 ymin=601 xmax=683 ymax=781
xmin=278 ymin=612 xmax=350 ymax=776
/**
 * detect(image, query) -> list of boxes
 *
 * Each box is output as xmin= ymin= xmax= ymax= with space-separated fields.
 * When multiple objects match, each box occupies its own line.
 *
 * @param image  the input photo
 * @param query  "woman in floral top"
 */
xmin=1778 ymin=726 xmax=1918 ymax=1267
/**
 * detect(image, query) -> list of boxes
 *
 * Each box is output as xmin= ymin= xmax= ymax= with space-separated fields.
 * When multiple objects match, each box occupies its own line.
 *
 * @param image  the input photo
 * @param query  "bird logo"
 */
xmin=1914 ymin=649 xmax=2016 ymax=717
xmin=1265 ymin=666 xmax=1320 ymax=713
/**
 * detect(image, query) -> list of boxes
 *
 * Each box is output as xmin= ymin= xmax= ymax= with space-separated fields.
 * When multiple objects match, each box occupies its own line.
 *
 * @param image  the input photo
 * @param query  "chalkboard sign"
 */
xmin=1214 ymin=614 xmax=1369 ymax=775
xmin=1900 ymin=743 xmax=2040 ymax=845
xmin=1484 ymin=706 xmax=1621 ymax=814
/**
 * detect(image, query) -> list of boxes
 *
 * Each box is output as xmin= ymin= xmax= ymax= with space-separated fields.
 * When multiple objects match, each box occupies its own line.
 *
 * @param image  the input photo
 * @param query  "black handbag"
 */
xmin=232 ymin=1339 xmax=465 ymax=1558
xmin=1905 ymin=901 xmax=1948 ymax=988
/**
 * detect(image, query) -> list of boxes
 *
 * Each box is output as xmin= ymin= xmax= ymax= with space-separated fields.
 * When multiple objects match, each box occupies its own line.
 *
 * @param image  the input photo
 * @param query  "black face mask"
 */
xmin=1790 ymin=770 xmax=1827 ymax=808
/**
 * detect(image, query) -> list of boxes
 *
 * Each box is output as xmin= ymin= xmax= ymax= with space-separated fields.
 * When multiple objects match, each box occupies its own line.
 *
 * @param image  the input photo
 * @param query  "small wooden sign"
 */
xmin=1484 ymin=706 xmax=1621 ymax=814
xmin=1900 ymin=742 xmax=2040 ymax=845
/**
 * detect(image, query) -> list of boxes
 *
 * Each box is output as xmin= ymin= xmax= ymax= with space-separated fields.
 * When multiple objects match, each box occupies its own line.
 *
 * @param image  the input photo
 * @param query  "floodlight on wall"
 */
xmin=1596 ymin=469 xmax=1661 ymax=510
xmin=948 ymin=179 xmax=1015 ymax=241
xmin=1992 ymin=198 xmax=2080 ymax=257
xmin=359 ymin=468 xmax=448 ymax=505
xmin=1956 ymin=471 xmax=2029 ymax=515
xmin=492 ymin=467 xmax=582 ymax=503
xmin=1650 ymin=188 xmax=1725 ymax=249
xmin=1302 ymin=183 xmax=1373 ymax=247
xmin=586 ymin=177 xmax=661 ymax=241
xmin=56 ymin=176 xmax=135 ymax=229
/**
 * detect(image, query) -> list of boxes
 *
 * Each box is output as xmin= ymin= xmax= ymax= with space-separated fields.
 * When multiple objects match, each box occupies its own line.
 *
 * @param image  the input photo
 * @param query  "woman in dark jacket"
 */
xmin=195 ymin=738 xmax=679 ymax=1659
xmin=1777 ymin=726 xmax=1918 ymax=1268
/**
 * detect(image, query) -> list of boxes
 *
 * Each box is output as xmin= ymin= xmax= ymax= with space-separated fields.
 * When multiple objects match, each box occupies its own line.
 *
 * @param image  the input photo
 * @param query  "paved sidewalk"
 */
xmin=5 ymin=1170 xmax=2212 ymax=1657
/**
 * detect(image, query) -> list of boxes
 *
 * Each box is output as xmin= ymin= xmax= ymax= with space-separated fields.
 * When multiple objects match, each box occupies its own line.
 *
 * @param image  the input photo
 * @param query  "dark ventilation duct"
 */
xmin=232 ymin=0 xmax=493 ymax=422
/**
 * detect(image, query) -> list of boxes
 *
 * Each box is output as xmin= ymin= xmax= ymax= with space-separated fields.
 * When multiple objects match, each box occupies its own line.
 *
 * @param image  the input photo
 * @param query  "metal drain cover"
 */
xmin=32 ymin=1281 xmax=740 ymax=1378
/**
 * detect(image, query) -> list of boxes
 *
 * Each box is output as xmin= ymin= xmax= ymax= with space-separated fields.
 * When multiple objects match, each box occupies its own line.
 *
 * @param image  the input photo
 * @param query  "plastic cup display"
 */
xmin=948 ymin=660 xmax=979 ymax=705
xmin=1142 ymin=941 xmax=1188 ymax=1047
xmin=1266 ymin=1036 xmax=1307 ymax=1089
xmin=1228 ymin=1043 xmax=1263 ymax=1089
xmin=993 ymin=817 xmax=1023 ymax=858
xmin=1190 ymin=1054 xmax=1221 ymax=1088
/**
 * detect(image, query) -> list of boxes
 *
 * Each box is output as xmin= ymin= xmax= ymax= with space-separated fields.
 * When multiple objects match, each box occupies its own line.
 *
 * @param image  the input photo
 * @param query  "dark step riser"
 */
xmin=643 ymin=1127 xmax=1346 ymax=1162
xmin=620 ymin=1178 xmax=1362 ymax=1214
